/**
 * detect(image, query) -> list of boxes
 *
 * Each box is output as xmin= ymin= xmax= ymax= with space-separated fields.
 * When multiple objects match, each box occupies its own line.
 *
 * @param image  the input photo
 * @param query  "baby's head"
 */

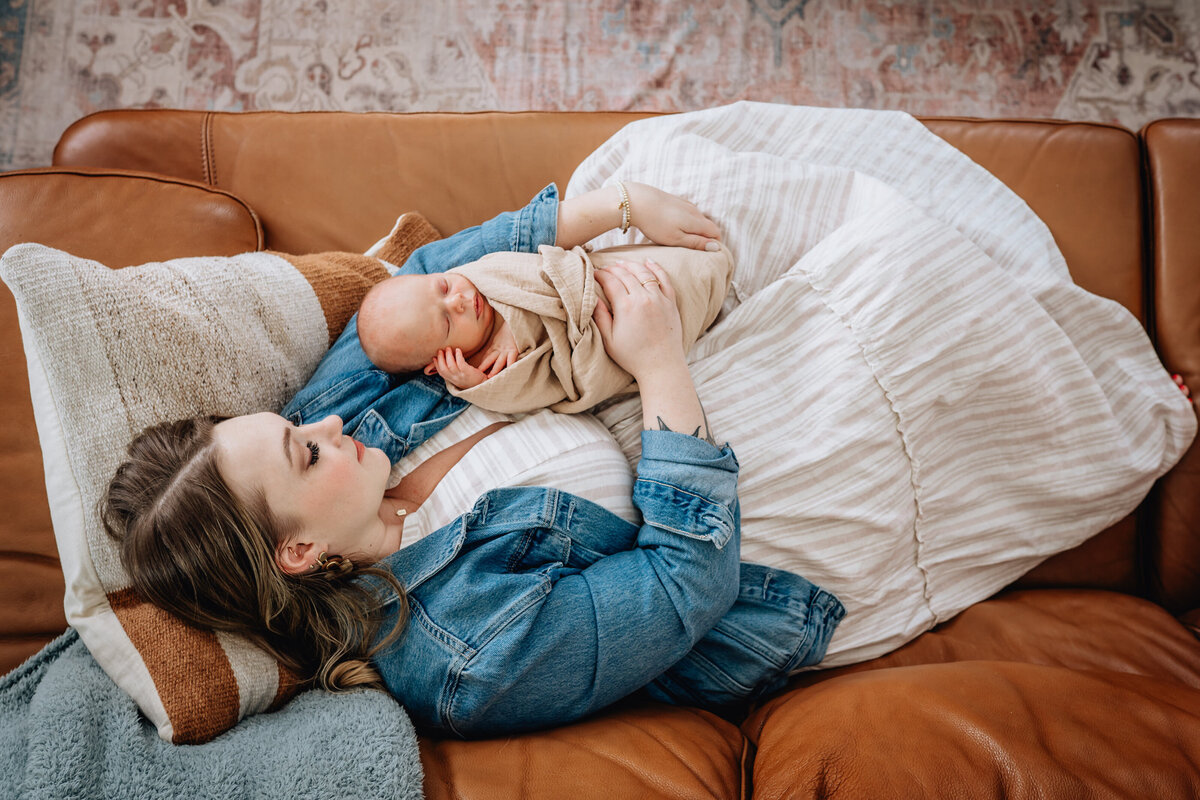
xmin=358 ymin=272 xmax=495 ymax=374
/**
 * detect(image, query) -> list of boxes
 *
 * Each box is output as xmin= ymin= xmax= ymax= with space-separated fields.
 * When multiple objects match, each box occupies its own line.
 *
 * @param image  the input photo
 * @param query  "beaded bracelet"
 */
xmin=616 ymin=180 xmax=631 ymax=234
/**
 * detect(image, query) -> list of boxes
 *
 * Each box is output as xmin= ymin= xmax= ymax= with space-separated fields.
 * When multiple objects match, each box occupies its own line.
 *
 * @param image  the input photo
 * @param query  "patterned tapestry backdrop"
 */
xmin=2 ymin=0 xmax=1199 ymax=170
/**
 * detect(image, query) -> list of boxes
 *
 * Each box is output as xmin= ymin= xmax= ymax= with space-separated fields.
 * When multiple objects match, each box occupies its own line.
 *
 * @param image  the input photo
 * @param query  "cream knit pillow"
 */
xmin=0 ymin=214 xmax=437 ymax=743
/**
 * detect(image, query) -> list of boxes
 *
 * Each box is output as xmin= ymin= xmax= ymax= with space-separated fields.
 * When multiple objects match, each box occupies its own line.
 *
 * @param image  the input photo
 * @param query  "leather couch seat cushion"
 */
xmin=746 ymin=660 xmax=1200 ymax=800
xmin=422 ymin=705 xmax=748 ymax=800
xmin=789 ymin=589 xmax=1200 ymax=689
xmin=745 ymin=588 xmax=1200 ymax=799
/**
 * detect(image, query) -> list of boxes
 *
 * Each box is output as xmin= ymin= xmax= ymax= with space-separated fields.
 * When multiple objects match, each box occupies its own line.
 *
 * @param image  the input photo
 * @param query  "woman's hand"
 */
xmin=557 ymin=183 xmax=720 ymax=252
xmin=592 ymin=260 xmax=686 ymax=381
xmin=593 ymin=260 xmax=715 ymax=440
xmin=625 ymin=182 xmax=721 ymax=251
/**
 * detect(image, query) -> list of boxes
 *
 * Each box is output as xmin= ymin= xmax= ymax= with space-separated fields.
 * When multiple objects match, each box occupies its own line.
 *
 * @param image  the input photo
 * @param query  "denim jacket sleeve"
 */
xmin=643 ymin=562 xmax=846 ymax=719
xmin=279 ymin=184 xmax=560 ymax=457
xmin=440 ymin=431 xmax=743 ymax=737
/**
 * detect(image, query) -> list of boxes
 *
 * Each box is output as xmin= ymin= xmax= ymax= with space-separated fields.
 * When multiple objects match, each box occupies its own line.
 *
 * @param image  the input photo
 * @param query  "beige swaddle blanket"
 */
xmin=448 ymin=242 xmax=733 ymax=413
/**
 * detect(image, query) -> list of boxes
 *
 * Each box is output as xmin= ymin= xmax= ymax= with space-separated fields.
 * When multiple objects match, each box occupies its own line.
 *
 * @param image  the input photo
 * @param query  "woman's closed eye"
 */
xmin=305 ymin=441 xmax=320 ymax=467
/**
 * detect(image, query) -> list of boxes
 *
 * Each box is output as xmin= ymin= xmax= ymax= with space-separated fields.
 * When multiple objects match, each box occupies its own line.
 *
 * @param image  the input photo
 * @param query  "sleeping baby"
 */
xmin=356 ymin=243 xmax=734 ymax=414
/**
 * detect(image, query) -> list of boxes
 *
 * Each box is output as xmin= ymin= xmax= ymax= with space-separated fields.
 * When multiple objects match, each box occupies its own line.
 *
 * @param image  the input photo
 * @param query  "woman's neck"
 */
xmin=377 ymin=421 xmax=511 ymax=555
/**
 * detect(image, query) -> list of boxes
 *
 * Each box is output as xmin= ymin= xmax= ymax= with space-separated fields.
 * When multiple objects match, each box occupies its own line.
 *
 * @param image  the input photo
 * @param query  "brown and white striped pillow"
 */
xmin=0 ymin=214 xmax=438 ymax=743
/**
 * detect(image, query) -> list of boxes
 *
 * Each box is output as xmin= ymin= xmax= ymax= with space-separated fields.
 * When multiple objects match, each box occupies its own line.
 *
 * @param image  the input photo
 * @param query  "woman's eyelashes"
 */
xmin=305 ymin=441 xmax=320 ymax=467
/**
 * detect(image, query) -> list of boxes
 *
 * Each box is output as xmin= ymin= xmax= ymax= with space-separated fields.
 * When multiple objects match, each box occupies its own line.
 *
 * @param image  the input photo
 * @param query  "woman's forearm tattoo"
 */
xmin=655 ymin=401 xmax=717 ymax=446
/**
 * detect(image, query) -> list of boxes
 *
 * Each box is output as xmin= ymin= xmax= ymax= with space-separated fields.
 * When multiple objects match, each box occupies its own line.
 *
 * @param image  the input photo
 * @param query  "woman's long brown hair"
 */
xmin=100 ymin=416 xmax=408 ymax=692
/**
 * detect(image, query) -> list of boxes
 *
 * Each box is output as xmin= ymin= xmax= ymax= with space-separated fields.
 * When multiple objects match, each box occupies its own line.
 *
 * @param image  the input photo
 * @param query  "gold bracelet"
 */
xmin=616 ymin=181 xmax=631 ymax=234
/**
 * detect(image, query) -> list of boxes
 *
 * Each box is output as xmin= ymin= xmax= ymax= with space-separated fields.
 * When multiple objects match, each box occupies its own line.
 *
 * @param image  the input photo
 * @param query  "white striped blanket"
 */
xmin=567 ymin=102 xmax=1196 ymax=667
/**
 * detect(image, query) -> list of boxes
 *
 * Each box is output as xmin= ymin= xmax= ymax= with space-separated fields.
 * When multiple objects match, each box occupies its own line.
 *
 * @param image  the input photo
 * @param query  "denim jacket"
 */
xmin=374 ymin=432 xmax=844 ymax=737
xmin=281 ymin=186 xmax=844 ymax=736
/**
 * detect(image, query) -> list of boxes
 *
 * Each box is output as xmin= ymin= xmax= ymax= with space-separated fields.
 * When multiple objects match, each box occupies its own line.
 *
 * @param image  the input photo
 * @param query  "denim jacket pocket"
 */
xmin=506 ymin=528 xmax=572 ymax=574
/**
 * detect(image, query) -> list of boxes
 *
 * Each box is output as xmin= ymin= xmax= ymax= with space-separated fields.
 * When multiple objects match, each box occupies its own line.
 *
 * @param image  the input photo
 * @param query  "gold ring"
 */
xmin=640 ymin=279 xmax=660 ymax=287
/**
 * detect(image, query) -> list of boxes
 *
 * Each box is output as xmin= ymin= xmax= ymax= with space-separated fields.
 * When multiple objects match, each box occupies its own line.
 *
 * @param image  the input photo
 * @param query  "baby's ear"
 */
xmin=423 ymin=361 xmax=438 ymax=376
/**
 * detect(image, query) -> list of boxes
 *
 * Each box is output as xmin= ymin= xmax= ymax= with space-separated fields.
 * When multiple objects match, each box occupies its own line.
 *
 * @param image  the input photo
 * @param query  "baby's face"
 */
xmin=372 ymin=272 xmax=495 ymax=370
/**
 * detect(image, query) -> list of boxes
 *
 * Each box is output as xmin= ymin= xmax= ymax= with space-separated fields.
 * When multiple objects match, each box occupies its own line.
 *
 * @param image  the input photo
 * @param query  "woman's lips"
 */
xmin=354 ymin=439 xmax=365 ymax=462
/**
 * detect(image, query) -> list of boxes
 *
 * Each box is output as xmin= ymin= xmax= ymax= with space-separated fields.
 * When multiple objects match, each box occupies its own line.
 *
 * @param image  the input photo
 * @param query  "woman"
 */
xmin=102 ymin=185 xmax=843 ymax=737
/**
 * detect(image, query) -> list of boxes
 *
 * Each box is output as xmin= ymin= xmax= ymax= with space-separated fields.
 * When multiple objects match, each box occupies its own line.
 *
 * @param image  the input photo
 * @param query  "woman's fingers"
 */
xmin=681 ymin=216 xmax=721 ymax=251
xmin=644 ymin=260 xmax=676 ymax=303
xmin=592 ymin=287 xmax=614 ymax=342
xmin=594 ymin=266 xmax=629 ymax=299
xmin=599 ymin=262 xmax=641 ymax=295
xmin=601 ymin=260 xmax=667 ymax=296
xmin=674 ymin=235 xmax=720 ymax=251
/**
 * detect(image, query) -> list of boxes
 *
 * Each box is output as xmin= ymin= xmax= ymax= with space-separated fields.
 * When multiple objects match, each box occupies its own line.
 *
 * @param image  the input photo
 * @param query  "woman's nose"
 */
xmin=312 ymin=415 xmax=343 ymax=437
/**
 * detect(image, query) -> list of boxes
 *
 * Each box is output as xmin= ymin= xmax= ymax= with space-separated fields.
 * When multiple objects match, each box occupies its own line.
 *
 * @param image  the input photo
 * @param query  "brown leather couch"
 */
xmin=1 ymin=110 xmax=1198 ymax=798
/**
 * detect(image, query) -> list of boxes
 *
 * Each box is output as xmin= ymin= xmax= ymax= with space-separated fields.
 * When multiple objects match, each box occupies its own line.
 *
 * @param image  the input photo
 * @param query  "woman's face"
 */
xmin=213 ymin=413 xmax=400 ymax=571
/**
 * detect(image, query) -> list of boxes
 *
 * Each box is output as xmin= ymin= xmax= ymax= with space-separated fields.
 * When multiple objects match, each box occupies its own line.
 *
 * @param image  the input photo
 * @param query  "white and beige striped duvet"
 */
xmin=564 ymin=102 xmax=1195 ymax=666
xmin=391 ymin=103 xmax=1193 ymax=669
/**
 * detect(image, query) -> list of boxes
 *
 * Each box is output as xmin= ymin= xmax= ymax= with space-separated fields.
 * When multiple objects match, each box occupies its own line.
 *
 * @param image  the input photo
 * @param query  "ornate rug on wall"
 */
xmin=2 ymin=1 xmax=1198 ymax=170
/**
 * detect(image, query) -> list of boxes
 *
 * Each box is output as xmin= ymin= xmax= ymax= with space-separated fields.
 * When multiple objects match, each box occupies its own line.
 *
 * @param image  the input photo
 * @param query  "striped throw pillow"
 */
xmin=0 ymin=213 xmax=437 ymax=743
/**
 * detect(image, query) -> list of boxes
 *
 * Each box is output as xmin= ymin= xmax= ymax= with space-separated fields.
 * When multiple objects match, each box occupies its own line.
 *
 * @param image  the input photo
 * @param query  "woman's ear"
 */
xmin=276 ymin=539 xmax=316 ymax=575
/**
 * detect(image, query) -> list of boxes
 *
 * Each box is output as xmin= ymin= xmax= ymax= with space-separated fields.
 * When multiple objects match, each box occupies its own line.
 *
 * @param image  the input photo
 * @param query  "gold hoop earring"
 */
xmin=312 ymin=551 xmax=353 ymax=577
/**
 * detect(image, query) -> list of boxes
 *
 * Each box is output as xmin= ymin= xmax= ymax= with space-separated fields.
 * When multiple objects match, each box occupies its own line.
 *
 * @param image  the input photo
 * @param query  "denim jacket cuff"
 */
xmin=639 ymin=429 xmax=738 ymax=475
xmin=476 ymin=182 xmax=559 ymax=254
xmin=636 ymin=430 xmax=740 ymax=547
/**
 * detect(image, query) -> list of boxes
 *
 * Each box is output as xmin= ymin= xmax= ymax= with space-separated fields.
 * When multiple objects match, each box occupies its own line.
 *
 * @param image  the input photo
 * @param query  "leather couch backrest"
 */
xmin=55 ymin=109 xmax=657 ymax=255
xmin=51 ymin=110 xmax=1160 ymax=597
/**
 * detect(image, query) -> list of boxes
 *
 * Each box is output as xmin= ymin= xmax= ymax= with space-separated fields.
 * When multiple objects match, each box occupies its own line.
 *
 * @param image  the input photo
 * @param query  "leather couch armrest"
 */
xmin=0 ymin=167 xmax=262 ymax=266
xmin=0 ymin=167 xmax=262 ymax=675
xmin=1142 ymin=119 xmax=1200 ymax=614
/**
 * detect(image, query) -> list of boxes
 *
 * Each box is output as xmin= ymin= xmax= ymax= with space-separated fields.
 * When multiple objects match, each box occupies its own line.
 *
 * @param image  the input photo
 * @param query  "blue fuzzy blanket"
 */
xmin=0 ymin=629 xmax=423 ymax=799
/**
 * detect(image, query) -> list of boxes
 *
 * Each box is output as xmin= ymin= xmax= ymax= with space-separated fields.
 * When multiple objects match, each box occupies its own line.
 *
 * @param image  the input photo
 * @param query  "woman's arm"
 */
xmin=400 ymin=184 xmax=562 ymax=276
xmin=556 ymin=183 xmax=721 ymax=252
xmin=416 ymin=262 xmax=739 ymax=737
xmin=433 ymin=432 xmax=741 ymax=737
xmin=592 ymin=259 xmax=713 ymax=439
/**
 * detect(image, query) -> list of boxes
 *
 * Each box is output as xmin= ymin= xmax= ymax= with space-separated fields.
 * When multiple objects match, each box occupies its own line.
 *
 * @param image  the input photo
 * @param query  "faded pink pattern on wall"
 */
xmin=2 ymin=1 xmax=1199 ymax=169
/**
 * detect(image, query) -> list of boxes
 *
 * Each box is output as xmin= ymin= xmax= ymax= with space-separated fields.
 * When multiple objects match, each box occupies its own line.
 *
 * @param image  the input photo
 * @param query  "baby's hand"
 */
xmin=477 ymin=322 xmax=519 ymax=378
xmin=432 ymin=348 xmax=488 ymax=389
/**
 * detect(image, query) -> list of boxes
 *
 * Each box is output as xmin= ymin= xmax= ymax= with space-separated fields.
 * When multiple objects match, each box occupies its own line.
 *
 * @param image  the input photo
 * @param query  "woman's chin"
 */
xmin=366 ymin=445 xmax=392 ymax=480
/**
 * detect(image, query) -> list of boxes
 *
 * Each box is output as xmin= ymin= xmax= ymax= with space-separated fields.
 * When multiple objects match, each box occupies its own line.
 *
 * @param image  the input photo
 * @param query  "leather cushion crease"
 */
xmin=0 ymin=109 xmax=1188 ymax=797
